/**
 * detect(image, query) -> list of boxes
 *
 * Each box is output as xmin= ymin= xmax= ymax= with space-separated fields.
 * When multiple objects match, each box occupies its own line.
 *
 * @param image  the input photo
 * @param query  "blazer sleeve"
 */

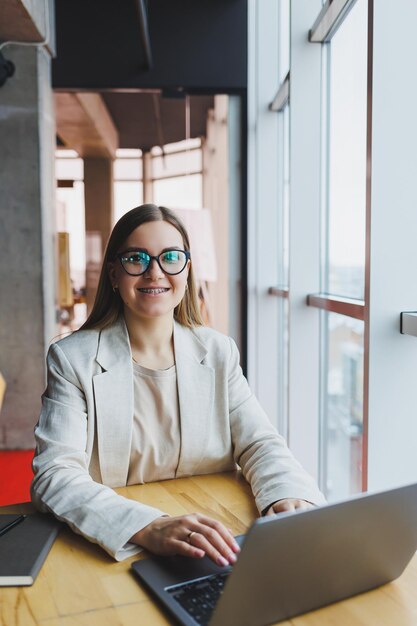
xmin=31 ymin=342 xmax=166 ymax=561
xmin=227 ymin=337 xmax=326 ymax=513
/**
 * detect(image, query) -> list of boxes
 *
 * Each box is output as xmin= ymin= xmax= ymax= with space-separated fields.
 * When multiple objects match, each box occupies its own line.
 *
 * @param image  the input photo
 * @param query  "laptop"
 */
xmin=132 ymin=482 xmax=417 ymax=626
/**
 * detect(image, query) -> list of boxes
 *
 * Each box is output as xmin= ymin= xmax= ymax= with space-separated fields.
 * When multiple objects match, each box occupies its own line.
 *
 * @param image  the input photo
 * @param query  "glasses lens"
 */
xmin=121 ymin=251 xmax=150 ymax=274
xmin=159 ymin=250 xmax=187 ymax=274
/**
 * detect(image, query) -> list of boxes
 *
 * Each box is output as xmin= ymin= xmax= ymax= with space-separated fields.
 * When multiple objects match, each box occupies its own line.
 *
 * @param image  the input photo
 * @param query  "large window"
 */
xmin=55 ymin=150 xmax=86 ymax=293
xmin=252 ymin=0 xmax=417 ymax=503
xmin=152 ymin=139 xmax=203 ymax=209
xmin=114 ymin=149 xmax=143 ymax=223
xmin=318 ymin=0 xmax=368 ymax=500
xmin=261 ymin=0 xmax=368 ymax=495
xmin=325 ymin=0 xmax=367 ymax=299
xmin=114 ymin=140 xmax=203 ymax=218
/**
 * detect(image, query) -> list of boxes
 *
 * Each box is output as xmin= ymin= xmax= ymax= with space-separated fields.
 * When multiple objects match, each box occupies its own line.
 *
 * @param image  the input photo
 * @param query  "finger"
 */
xmin=193 ymin=519 xmax=239 ymax=562
xmin=170 ymin=538 xmax=206 ymax=559
xmin=272 ymin=499 xmax=314 ymax=514
xmin=189 ymin=532 xmax=231 ymax=567
xmin=295 ymin=500 xmax=314 ymax=510
xmin=272 ymin=500 xmax=296 ymax=514
xmin=283 ymin=499 xmax=313 ymax=511
xmin=228 ymin=526 xmax=239 ymax=548
xmin=196 ymin=515 xmax=240 ymax=554
xmin=174 ymin=514 xmax=238 ymax=566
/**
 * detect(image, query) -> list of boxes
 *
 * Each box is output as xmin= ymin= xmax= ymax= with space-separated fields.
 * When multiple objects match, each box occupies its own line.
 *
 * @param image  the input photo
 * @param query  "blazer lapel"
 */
xmin=93 ymin=317 xmax=134 ymax=487
xmin=174 ymin=321 xmax=215 ymax=477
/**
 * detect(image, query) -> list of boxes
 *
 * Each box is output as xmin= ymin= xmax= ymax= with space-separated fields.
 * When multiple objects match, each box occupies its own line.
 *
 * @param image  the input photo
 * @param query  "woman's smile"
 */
xmin=137 ymin=287 xmax=170 ymax=296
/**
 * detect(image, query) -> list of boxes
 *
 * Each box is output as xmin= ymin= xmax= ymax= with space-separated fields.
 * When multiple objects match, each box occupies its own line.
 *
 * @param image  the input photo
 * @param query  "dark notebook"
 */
xmin=0 ymin=513 xmax=60 ymax=586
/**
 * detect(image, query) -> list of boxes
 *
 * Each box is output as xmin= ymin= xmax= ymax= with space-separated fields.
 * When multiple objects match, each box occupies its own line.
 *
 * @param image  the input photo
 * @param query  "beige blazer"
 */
xmin=31 ymin=317 xmax=325 ymax=560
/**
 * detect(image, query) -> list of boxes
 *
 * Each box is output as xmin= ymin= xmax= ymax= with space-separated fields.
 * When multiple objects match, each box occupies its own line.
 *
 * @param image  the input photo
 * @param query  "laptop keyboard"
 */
xmin=166 ymin=571 xmax=230 ymax=626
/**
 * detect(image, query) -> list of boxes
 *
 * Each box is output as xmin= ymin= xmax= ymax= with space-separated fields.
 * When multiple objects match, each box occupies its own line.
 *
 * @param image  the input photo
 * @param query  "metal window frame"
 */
xmin=269 ymin=72 xmax=290 ymax=112
xmin=151 ymin=171 xmax=202 ymax=183
xmin=268 ymin=286 xmax=289 ymax=298
xmin=306 ymin=293 xmax=365 ymax=320
xmin=151 ymin=146 xmax=202 ymax=157
xmin=400 ymin=312 xmax=417 ymax=337
xmin=309 ymin=0 xmax=358 ymax=43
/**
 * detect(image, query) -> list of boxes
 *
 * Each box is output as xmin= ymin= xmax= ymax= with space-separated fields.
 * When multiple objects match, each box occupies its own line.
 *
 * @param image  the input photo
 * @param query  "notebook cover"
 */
xmin=0 ymin=512 xmax=60 ymax=586
xmin=0 ymin=515 xmax=23 ymax=533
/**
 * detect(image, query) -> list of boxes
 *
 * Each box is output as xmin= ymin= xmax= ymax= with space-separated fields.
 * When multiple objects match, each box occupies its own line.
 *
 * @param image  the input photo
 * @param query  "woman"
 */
xmin=32 ymin=204 xmax=325 ymax=565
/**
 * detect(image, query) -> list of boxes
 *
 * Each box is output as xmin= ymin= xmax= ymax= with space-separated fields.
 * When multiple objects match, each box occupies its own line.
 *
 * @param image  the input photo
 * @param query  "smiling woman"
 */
xmin=79 ymin=204 xmax=202 ymax=332
xmin=31 ymin=204 xmax=325 ymax=564
xmin=109 ymin=221 xmax=191 ymax=336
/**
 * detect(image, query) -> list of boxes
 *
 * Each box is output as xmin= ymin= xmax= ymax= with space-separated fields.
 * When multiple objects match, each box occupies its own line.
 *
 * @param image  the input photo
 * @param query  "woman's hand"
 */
xmin=264 ymin=498 xmax=313 ymax=516
xmin=130 ymin=513 xmax=240 ymax=567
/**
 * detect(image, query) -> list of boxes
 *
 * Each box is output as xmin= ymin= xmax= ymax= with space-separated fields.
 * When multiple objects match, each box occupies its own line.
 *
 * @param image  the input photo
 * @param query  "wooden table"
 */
xmin=1 ymin=472 xmax=417 ymax=626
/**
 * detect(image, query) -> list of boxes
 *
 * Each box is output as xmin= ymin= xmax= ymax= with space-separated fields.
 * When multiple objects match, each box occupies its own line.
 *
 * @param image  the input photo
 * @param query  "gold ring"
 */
xmin=187 ymin=530 xmax=196 ymax=543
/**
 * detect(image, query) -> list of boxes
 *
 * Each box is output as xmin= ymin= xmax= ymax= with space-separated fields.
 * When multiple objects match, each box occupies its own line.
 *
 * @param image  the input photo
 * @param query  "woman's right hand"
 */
xmin=130 ymin=513 xmax=240 ymax=567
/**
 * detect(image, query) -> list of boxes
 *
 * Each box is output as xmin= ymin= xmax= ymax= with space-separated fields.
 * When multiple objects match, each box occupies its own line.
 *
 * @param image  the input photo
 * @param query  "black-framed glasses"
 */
xmin=117 ymin=248 xmax=190 ymax=276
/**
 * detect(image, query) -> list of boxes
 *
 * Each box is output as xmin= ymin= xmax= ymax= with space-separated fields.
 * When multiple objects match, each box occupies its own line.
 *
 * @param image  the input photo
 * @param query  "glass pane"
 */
xmin=55 ymin=157 xmax=84 ymax=181
xmin=278 ymin=104 xmax=290 ymax=287
xmin=114 ymin=158 xmax=142 ymax=180
xmin=277 ymin=297 xmax=289 ymax=440
xmin=116 ymin=148 xmax=142 ymax=158
xmin=279 ymin=0 xmax=290 ymax=84
xmin=151 ymin=138 xmax=202 ymax=155
xmin=114 ymin=182 xmax=143 ymax=224
xmin=55 ymin=149 xmax=78 ymax=158
xmin=321 ymin=312 xmax=364 ymax=501
xmin=326 ymin=0 xmax=367 ymax=299
xmin=56 ymin=181 xmax=86 ymax=292
xmin=153 ymin=174 xmax=202 ymax=209
xmin=152 ymin=150 xmax=202 ymax=179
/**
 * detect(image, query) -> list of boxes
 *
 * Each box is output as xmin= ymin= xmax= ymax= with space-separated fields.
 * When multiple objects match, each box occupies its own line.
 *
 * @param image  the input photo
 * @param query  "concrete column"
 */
xmin=0 ymin=46 xmax=57 ymax=448
xmin=84 ymin=158 xmax=114 ymax=246
xmin=83 ymin=158 xmax=114 ymax=312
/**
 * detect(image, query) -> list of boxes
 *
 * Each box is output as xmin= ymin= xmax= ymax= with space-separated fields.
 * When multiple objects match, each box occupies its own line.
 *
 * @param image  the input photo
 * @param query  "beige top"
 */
xmin=127 ymin=360 xmax=181 ymax=484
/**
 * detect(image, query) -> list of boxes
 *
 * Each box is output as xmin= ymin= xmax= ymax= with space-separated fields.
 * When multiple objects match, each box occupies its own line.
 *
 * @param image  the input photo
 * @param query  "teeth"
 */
xmin=139 ymin=288 xmax=168 ymax=294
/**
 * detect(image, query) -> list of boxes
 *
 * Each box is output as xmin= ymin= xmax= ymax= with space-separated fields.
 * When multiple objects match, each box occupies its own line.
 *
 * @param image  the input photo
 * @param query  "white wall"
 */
xmin=367 ymin=0 xmax=417 ymax=490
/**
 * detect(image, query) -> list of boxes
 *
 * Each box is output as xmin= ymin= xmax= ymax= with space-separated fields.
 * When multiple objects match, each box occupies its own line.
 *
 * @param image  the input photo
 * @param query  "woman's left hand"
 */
xmin=264 ymin=498 xmax=313 ymax=516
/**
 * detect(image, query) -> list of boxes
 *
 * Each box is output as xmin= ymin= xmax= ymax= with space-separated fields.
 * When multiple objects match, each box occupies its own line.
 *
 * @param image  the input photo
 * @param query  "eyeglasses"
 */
xmin=117 ymin=248 xmax=190 ymax=276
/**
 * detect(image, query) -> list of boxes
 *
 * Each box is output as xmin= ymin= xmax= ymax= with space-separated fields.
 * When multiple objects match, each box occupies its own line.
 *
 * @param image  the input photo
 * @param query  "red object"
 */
xmin=0 ymin=450 xmax=34 ymax=505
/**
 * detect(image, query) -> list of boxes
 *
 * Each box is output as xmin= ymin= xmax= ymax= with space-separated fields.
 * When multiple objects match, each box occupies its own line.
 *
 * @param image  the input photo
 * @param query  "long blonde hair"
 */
xmin=80 ymin=204 xmax=203 ymax=330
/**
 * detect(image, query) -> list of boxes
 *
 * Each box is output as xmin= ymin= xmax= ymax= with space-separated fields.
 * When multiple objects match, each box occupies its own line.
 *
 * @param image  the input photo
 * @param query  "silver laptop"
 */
xmin=132 ymin=482 xmax=417 ymax=626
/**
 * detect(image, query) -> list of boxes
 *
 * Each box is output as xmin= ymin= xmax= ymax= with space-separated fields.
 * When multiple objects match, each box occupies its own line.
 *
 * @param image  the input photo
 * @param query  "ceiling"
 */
xmin=55 ymin=91 xmax=215 ymax=155
xmin=52 ymin=0 xmax=241 ymax=154
xmin=101 ymin=92 xmax=214 ymax=151
xmin=2 ymin=1 xmax=242 ymax=154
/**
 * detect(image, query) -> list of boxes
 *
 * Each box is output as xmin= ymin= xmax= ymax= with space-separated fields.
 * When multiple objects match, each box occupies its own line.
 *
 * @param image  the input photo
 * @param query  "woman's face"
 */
xmin=109 ymin=220 xmax=190 ymax=323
